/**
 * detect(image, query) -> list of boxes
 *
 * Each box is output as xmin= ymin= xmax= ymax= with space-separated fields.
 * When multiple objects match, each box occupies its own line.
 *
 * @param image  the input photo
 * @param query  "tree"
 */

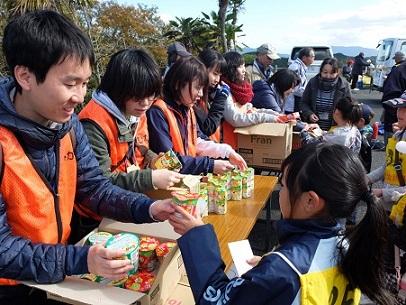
xmin=4 ymin=0 xmax=95 ymax=19
xmin=218 ymin=0 xmax=228 ymax=53
xmin=163 ymin=17 xmax=208 ymax=53
xmin=228 ymin=0 xmax=245 ymax=50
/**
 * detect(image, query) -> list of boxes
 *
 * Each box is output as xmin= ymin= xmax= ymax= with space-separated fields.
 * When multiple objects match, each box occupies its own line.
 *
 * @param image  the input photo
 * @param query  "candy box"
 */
xmin=24 ymin=219 xmax=183 ymax=305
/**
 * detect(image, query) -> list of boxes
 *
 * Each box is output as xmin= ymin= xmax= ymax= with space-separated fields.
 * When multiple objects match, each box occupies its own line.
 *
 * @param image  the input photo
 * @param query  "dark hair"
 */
xmin=268 ymin=69 xmax=300 ymax=97
xmin=223 ymin=51 xmax=245 ymax=83
xmin=98 ymin=48 xmax=161 ymax=111
xmin=334 ymin=97 xmax=362 ymax=125
xmin=198 ymin=49 xmax=227 ymax=74
xmin=163 ymin=56 xmax=208 ymax=103
xmin=3 ymin=10 xmax=94 ymax=92
xmin=281 ymin=143 xmax=392 ymax=305
xmin=360 ymin=103 xmax=375 ymax=125
xmin=298 ymin=47 xmax=314 ymax=60
xmin=320 ymin=57 xmax=339 ymax=73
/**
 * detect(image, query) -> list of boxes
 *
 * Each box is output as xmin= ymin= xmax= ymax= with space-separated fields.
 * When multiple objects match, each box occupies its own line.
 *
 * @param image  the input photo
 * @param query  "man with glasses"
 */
xmin=245 ymin=43 xmax=280 ymax=85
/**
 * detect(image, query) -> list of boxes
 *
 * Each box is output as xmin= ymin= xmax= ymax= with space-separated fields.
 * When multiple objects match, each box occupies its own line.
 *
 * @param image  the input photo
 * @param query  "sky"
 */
xmin=116 ymin=0 xmax=406 ymax=53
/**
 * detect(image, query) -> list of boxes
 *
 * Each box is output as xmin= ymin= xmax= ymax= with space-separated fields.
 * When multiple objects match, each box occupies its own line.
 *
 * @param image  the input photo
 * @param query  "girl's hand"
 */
xmin=151 ymin=169 xmax=184 ymax=190
xmin=213 ymin=160 xmax=235 ymax=174
xmin=309 ymin=114 xmax=319 ymax=123
xmin=229 ymin=151 xmax=247 ymax=170
xmin=87 ymin=245 xmax=134 ymax=280
xmin=246 ymin=255 xmax=262 ymax=267
xmin=168 ymin=204 xmax=204 ymax=235
xmin=393 ymin=122 xmax=400 ymax=133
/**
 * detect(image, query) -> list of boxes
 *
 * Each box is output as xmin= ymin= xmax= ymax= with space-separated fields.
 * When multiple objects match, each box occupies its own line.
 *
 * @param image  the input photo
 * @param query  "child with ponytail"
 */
xmin=168 ymin=143 xmax=392 ymax=305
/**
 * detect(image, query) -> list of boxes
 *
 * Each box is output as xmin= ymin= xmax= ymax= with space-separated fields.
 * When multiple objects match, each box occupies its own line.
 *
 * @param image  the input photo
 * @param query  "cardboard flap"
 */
xmin=99 ymin=219 xmax=180 ymax=240
xmin=234 ymin=123 xmax=287 ymax=136
xmin=24 ymin=277 xmax=145 ymax=305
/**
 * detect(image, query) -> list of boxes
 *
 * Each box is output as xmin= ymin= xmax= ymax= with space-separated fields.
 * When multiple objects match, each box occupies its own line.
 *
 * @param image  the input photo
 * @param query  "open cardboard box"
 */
xmin=23 ymin=219 xmax=184 ymax=305
xmin=235 ymin=122 xmax=293 ymax=169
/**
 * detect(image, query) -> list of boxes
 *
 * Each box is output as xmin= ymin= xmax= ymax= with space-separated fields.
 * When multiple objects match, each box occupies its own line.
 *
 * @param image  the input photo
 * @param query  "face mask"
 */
xmin=320 ymin=77 xmax=338 ymax=90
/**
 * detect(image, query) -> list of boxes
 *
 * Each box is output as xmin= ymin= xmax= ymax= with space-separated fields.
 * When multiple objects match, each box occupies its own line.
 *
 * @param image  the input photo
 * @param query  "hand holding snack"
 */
xmin=168 ymin=204 xmax=204 ymax=235
xmin=151 ymin=169 xmax=184 ymax=190
xmin=150 ymin=198 xmax=176 ymax=221
xmin=213 ymin=160 xmax=235 ymax=174
xmin=246 ymin=255 xmax=262 ymax=267
xmin=87 ymin=245 xmax=134 ymax=280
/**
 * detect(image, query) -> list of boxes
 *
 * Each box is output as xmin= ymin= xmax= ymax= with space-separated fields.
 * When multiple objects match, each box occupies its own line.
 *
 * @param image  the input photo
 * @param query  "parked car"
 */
xmin=288 ymin=46 xmax=334 ymax=79
xmin=372 ymin=38 xmax=406 ymax=90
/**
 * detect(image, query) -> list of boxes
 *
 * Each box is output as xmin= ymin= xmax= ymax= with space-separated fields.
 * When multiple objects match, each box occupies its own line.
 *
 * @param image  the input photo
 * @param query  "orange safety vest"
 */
xmin=79 ymin=99 xmax=148 ymax=171
xmin=152 ymin=99 xmax=197 ymax=156
xmin=195 ymin=100 xmax=221 ymax=143
xmin=0 ymin=126 xmax=77 ymax=285
xmin=78 ymin=99 xmax=149 ymax=220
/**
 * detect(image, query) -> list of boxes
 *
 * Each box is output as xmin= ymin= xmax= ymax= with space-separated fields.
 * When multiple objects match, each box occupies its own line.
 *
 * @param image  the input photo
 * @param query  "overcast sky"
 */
xmin=116 ymin=0 xmax=406 ymax=53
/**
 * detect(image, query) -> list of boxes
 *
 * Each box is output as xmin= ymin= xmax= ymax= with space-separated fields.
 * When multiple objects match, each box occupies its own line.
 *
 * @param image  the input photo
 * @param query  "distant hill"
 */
xmin=242 ymin=46 xmax=377 ymax=58
xmin=332 ymin=46 xmax=376 ymax=57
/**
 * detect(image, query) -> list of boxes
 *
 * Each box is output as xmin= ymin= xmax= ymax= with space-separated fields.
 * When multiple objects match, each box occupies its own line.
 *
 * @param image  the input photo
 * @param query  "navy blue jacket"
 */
xmin=178 ymin=219 xmax=342 ymax=305
xmin=146 ymin=99 xmax=214 ymax=175
xmin=0 ymin=78 xmax=155 ymax=283
xmin=252 ymin=80 xmax=283 ymax=112
xmin=382 ymin=62 xmax=406 ymax=131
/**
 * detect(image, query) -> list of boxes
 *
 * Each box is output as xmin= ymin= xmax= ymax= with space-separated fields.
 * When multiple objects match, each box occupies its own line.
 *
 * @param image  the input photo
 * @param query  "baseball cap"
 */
xmin=167 ymin=42 xmax=192 ymax=57
xmin=383 ymin=91 xmax=406 ymax=108
xmin=360 ymin=103 xmax=374 ymax=121
xmin=393 ymin=51 xmax=405 ymax=60
xmin=257 ymin=43 xmax=280 ymax=60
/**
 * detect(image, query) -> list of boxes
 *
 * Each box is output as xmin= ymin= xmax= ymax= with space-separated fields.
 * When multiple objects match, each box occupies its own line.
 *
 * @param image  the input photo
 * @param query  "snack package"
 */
xmin=242 ymin=167 xmax=255 ymax=199
xmin=215 ymin=183 xmax=228 ymax=214
xmin=108 ymin=276 xmax=128 ymax=288
xmin=105 ymin=233 xmax=140 ymax=274
xmin=197 ymin=182 xmax=209 ymax=217
xmin=207 ymin=175 xmax=228 ymax=214
xmin=172 ymin=190 xmax=199 ymax=216
xmin=139 ymin=236 xmax=160 ymax=272
xmin=218 ymin=172 xmax=232 ymax=200
xmin=182 ymin=175 xmax=202 ymax=194
xmin=278 ymin=112 xmax=300 ymax=123
xmin=230 ymin=172 xmax=243 ymax=201
xmin=86 ymin=231 xmax=112 ymax=246
xmin=155 ymin=242 xmax=177 ymax=259
xmin=154 ymin=150 xmax=182 ymax=172
xmin=125 ymin=272 xmax=155 ymax=293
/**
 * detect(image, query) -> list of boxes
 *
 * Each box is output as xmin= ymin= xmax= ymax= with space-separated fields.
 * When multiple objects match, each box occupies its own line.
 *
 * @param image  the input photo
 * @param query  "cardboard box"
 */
xmin=24 ymin=219 xmax=183 ymax=305
xmin=234 ymin=123 xmax=293 ymax=169
xmin=163 ymin=283 xmax=194 ymax=305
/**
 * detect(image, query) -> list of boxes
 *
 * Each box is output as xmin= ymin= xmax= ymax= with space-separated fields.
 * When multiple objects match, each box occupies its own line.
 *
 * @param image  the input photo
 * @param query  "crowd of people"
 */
xmin=1 ymin=9 xmax=406 ymax=305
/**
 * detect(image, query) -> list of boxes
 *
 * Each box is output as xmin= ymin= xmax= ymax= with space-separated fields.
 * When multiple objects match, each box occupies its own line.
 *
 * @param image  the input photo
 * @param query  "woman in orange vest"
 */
xmin=194 ymin=49 xmax=229 ymax=142
xmin=222 ymin=51 xmax=282 ymax=149
xmin=76 ymin=49 xmax=184 ymax=234
xmin=146 ymin=56 xmax=247 ymax=175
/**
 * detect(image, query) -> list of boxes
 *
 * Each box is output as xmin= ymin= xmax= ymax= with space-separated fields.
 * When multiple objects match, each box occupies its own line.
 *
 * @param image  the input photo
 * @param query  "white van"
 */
xmin=372 ymin=38 xmax=406 ymax=90
xmin=288 ymin=46 xmax=333 ymax=80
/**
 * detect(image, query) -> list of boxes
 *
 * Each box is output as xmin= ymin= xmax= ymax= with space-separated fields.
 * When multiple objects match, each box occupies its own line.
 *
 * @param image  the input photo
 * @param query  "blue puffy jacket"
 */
xmin=146 ymin=98 xmax=214 ymax=175
xmin=252 ymin=80 xmax=283 ymax=113
xmin=0 ymin=77 xmax=155 ymax=283
xmin=178 ymin=219 xmax=344 ymax=305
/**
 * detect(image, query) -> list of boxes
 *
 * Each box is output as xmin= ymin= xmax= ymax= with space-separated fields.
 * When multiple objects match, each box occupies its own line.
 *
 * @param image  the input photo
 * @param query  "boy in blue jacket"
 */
xmin=0 ymin=10 xmax=174 ymax=304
